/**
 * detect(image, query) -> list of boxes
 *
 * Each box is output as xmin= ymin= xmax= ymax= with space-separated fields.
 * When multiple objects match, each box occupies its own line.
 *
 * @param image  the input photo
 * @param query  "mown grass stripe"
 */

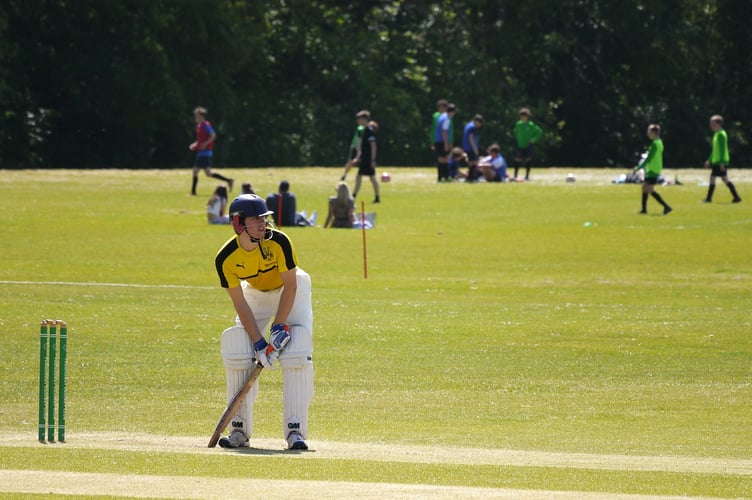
xmin=1 ymin=469 xmax=694 ymax=500
xmin=0 ymin=280 xmax=214 ymax=290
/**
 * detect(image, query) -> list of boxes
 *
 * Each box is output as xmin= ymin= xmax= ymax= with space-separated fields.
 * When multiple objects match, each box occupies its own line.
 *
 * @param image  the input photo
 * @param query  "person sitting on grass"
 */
xmin=207 ymin=185 xmax=230 ymax=224
xmin=324 ymin=182 xmax=355 ymax=228
xmin=477 ymin=144 xmax=508 ymax=183
xmin=448 ymin=147 xmax=469 ymax=181
xmin=266 ymin=181 xmax=297 ymax=227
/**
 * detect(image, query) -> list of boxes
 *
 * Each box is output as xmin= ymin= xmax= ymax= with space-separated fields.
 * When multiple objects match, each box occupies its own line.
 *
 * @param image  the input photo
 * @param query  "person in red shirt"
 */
xmin=190 ymin=106 xmax=233 ymax=195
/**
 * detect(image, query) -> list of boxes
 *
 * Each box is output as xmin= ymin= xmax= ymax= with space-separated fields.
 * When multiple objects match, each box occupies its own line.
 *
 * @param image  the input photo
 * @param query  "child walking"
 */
xmin=352 ymin=111 xmax=380 ymax=203
xmin=703 ymin=115 xmax=741 ymax=203
xmin=634 ymin=124 xmax=671 ymax=215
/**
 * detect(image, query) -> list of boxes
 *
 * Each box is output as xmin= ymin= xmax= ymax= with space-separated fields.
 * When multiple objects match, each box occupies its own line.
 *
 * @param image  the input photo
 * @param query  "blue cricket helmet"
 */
xmin=229 ymin=194 xmax=274 ymax=234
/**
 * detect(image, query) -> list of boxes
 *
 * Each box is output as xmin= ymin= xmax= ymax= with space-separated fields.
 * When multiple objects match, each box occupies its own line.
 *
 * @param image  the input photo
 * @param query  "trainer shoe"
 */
xmin=638 ymin=210 xmax=647 ymax=214
xmin=218 ymin=429 xmax=249 ymax=449
xmin=308 ymin=210 xmax=318 ymax=226
xmin=733 ymin=197 xmax=742 ymax=203
xmin=663 ymin=206 xmax=672 ymax=215
xmin=286 ymin=431 xmax=308 ymax=450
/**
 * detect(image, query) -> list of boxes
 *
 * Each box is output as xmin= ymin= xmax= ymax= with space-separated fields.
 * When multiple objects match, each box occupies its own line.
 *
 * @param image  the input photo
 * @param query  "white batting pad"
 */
xmin=220 ymin=326 xmax=258 ymax=439
xmin=278 ymin=325 xmax=313 ymax=368
xmin=283 ymin=364 xmax=314 ymax=439
xmin=291 ymin=270 xmax=313 ymax=327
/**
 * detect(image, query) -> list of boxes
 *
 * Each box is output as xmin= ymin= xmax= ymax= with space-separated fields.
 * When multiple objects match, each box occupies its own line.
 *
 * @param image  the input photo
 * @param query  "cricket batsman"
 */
xmin=214 ymin=194 xmax=313 ymax=450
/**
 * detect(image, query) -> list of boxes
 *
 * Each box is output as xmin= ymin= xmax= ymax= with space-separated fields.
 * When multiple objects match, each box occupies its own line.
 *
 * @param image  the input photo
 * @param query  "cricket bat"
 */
xmin=208 ymin=361 xmax=264 ymax=448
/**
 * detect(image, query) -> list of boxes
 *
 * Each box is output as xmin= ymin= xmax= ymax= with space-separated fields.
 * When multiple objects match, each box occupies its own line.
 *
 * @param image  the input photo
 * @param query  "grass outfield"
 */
xmin=0 ymin=167 xmax=750 ymax=498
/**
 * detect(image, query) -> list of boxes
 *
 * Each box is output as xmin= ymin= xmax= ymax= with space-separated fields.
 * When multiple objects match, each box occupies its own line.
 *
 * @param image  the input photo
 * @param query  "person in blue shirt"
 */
xmin=433 ymin=103 xmax=457 ymax=182
xmin=478 ymin=144 xmax=508 ymax=183
xmin=462 ymin=114 xmax=484 ymax=181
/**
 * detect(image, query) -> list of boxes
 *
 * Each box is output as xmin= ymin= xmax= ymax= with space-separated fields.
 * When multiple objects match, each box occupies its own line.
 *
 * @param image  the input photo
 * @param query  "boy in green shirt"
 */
xmin=634 ymin=124 xmax=672 ymax=215
xmin=512 ymin=108 xmax=543 ymax=181
xmin=340 ymin=123 xmax=364 ymax=181
xmin=430 ymin=99 xmax=448 ymax=151
xmin=703 ymin=115 xmax=741 ymax=203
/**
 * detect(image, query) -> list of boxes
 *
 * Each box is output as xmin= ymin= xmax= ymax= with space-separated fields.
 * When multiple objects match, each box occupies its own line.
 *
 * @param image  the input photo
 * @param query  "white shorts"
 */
xmin=238 ymin=268 xmax=313 ymax=334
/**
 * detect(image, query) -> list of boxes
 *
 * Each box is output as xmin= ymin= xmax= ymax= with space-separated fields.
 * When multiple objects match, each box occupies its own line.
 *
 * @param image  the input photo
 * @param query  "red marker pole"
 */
xmin=278 ymin=195 xmax=283 ymax=227
xmin=361 ymin=200 xmax=368 ymax=279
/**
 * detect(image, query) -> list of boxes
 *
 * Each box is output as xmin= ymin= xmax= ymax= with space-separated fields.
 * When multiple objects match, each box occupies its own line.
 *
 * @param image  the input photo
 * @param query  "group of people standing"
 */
xmin=431 ymin=99 xmax=543 ymax=183
xmin=426 ymin=100 xmax=742 ymax=215
xmin=194 ymin=104 xmax=743 ymax=225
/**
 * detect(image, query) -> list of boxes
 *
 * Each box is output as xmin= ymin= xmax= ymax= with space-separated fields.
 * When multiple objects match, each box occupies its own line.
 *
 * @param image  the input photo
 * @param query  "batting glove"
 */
xmin=253 ymin=338 xmax=276 ymax=370
xmin=269 ymin=323 xmax=291 ymax=352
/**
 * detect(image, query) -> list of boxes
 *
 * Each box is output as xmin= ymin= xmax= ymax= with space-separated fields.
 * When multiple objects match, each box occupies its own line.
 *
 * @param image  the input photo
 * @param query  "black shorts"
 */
xmin=465 ymin=149 xmax=479 ymax=162
xmin=644 ymin=176 xmax=659 ymax=185
xmin=514 ymin=146 xmax=533 ymax=161
xmin=434 ymin=142 xmax=449 ymax=160
xmin=358 ymin=161 xmax=375 ymax=176
xmin=710 ymin=164 xmax=728 ymax=177
xmin=195 ymin=155 xmax=212 ymax=168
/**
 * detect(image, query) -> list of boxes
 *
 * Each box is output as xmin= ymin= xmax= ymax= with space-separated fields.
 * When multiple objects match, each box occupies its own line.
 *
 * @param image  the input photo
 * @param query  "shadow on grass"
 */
xmin=222 ymin=447 xmax=314 ymax=456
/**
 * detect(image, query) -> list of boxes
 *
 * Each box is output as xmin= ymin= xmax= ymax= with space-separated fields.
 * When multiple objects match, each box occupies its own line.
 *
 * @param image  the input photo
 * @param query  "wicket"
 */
xmin=38 ymin=319 xmax=67 ymax=443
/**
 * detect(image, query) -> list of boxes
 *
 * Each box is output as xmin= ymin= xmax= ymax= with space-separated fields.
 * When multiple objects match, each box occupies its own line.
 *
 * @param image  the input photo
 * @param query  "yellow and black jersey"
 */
xmin=215 ymin=230 xmax=298 ymax=290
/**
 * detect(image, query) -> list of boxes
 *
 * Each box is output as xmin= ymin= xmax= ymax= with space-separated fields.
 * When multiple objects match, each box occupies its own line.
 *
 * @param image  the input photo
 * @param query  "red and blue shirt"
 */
xmin=196 ymin=120 xmax=215 ymax=157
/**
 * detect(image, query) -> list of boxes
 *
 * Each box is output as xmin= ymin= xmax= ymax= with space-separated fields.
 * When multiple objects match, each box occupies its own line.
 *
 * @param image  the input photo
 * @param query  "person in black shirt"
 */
xmin=352 ymin=110 xmax=380 ymax=203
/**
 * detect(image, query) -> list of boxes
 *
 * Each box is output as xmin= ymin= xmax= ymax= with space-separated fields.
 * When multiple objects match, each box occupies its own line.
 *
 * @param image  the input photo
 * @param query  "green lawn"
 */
xmin=0 ymin=167 xmax=750 ymax=497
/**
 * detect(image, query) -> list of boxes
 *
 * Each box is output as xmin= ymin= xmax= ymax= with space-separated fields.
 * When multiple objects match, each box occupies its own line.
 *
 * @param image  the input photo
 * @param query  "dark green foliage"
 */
xmin=0 ymin=0 xmax=749 ymax=168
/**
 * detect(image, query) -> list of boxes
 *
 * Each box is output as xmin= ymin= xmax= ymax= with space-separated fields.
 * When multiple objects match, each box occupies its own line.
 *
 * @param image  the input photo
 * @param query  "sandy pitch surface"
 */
xmin=2 ymin=432 xmax=750 ymax=498
xmin=0 ymin=469 xmax=703 ymax=499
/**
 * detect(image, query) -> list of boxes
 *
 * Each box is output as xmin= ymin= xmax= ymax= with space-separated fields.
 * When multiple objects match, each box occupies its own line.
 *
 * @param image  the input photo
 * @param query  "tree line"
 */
xmin=1 ymin=0 xmax=749 ymax=169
